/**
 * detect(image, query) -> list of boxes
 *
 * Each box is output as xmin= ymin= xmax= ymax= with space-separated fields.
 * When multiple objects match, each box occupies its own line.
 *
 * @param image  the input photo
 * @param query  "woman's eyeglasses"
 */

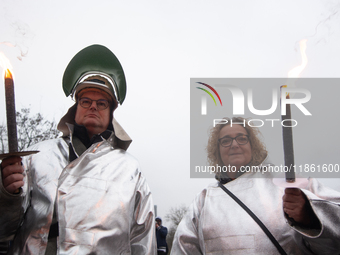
xmin=218 ymin=135 xmax=249 ymax=147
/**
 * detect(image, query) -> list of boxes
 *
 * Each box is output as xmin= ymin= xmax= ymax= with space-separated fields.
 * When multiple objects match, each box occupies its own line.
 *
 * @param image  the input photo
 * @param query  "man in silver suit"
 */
xmin=0 ymin=45 xmax=156 ymax=254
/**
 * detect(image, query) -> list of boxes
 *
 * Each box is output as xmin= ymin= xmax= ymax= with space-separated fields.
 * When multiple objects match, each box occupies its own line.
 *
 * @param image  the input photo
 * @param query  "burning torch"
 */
xmin=274 ymin=39 xmax=308 ymax=188
xmin=0 ymin=53 xmax=38 ymax=160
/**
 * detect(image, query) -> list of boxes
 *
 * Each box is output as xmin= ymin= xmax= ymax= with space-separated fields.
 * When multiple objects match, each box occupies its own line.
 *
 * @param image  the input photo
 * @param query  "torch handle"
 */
xmin=281 ymin=86 xmax=296 ymax=183
xmin=5 ymin=77 xmax=18 ymax=152
xmin=282 ymin=116 xmax=295 ymax=182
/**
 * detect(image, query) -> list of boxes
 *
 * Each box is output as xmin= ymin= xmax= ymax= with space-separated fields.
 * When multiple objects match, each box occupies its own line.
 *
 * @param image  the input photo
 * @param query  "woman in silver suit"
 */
xmin=171 ymin=117 xmax=340 ymax=255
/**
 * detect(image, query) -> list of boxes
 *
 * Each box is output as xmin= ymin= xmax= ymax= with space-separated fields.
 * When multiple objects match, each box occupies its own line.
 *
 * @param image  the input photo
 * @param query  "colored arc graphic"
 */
xmin=196 ymin=87 xmax=217 ymax=105
xmin=196 ymin=82 xmax=223 ymax=106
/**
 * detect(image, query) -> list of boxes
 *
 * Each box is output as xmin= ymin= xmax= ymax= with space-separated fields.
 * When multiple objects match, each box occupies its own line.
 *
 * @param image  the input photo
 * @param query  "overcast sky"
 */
xmin=1 ymin=0 xmax=340 ymax=226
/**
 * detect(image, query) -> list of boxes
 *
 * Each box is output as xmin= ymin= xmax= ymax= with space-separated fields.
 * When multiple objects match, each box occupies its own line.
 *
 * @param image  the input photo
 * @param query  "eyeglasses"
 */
xmin=78 ymin=97 xmax=110 ymax=110
xmin=218 ymin=135 xmax=249 ymax=147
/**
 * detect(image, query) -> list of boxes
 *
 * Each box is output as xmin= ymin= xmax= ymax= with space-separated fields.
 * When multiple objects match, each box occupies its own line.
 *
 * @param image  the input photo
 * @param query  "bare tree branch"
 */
xmin=0 ymin=107 xmax=61 ymax=153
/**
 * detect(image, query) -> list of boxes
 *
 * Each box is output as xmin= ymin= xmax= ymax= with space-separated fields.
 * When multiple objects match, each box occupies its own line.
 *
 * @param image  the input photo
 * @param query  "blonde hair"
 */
xmin=207 ymin=117 xmax=268 ymax=177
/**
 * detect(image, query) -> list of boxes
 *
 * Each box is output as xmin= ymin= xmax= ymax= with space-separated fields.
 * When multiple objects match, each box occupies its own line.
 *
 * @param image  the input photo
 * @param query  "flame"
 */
xmin=0 ymin=52 xmax=14 ymax=79
xmin=288 ymin=39 xmax=308 ymax=78
xmin=5 ymin=69 xmax=13 ymax=79
xmin=283 ymin=39 xmax=308 ymax=97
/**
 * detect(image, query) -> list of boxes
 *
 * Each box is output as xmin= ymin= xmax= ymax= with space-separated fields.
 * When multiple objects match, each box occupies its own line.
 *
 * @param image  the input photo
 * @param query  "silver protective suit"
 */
xmin=171 ymin=158 xmax=340 ymax=255
xmin=0 ymin=106 xmax=156 ymax=254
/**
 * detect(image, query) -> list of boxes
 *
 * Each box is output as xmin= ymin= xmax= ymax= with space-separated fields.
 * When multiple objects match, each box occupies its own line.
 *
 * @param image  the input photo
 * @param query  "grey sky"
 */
xmin=1 ymin=0 xmax=340 ymax=225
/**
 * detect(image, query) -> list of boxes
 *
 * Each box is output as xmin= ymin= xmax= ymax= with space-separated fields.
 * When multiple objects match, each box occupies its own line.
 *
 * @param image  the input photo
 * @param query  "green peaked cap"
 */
xmin=62 ymin=44 xmax=127 ymax=105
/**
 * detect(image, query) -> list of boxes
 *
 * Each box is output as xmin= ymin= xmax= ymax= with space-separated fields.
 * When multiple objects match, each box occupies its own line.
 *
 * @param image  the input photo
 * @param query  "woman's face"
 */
xmin=219 ymin=124 xmax=252 ymax=174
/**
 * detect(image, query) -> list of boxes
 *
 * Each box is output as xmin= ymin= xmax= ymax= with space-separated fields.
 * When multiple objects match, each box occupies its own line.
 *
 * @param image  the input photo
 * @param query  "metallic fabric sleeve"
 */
xmin=287 ymin=178 xmax=340 ymax=254
xmin=171 ymin=190 xmax=206 ymax=254
xmin=0 ymin=171 xmax=27 ymax=241
xmin=130 ymin=172 xmax=157 ymax=254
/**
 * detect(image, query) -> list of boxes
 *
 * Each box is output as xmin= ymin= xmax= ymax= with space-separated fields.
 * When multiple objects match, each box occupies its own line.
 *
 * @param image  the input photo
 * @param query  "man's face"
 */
xmin=75 ymin=90 xmax=111 ymax=137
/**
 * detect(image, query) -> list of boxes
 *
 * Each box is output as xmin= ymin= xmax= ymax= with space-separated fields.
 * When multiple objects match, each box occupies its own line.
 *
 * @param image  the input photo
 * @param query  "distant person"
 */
xmin=171 ymin=117 xmax=340 ymax=254
xmin=155 ymin=216 xmax=168 ymax=255
xmin=0 ymin=45 xmax=156 ymax=254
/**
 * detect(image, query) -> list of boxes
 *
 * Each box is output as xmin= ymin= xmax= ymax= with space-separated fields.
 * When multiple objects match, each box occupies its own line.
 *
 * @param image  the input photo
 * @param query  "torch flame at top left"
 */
xmin=5 ymin=69 xmax=13 ymax=80
xmin=0 ymin=52 xmax=14 ymax=80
